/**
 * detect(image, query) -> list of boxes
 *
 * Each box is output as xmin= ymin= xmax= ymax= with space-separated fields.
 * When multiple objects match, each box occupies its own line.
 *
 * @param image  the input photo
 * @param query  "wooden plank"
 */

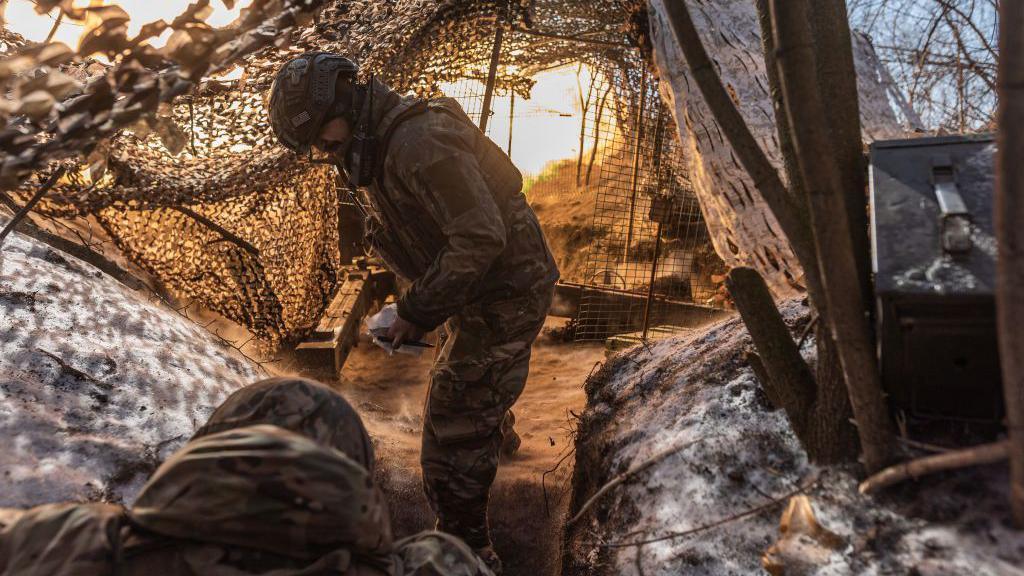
xmin=295 ymin=265 xmax=395 ymax=373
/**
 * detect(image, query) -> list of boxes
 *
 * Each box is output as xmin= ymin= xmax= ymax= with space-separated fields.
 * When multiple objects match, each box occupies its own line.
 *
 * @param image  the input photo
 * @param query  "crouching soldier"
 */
xmin=0 ymin=378 xmax=493 ymax=576
xmin=267 ymin=54 xmax=559 ymax=572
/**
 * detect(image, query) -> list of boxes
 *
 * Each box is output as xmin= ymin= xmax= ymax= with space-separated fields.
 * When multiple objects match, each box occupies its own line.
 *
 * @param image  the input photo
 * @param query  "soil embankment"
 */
xmin=563 ymin=301 xmax=1024 ymax=575
xmin=527 ymin=159 xmax=607 ymax=285
xmin=338 ymin=319 xmax=604 ymax=576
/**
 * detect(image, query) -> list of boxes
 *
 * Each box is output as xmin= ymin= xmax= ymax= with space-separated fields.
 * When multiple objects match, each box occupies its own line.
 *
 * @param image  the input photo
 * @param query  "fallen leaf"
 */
xmin=762 ymin=495 xmax=845 ymax=576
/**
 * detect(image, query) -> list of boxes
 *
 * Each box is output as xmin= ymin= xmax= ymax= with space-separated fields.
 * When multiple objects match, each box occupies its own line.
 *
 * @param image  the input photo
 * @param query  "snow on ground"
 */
xmin=565 ymin=300 xmax=1024 ymax=575
xmin=0 ymin=227 xmax=262 ymax=507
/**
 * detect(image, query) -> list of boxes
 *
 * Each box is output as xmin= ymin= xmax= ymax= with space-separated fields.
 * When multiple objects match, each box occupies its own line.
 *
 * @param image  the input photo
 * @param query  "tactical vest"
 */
xmin=361 ymin=96 xmax=526 ymax=283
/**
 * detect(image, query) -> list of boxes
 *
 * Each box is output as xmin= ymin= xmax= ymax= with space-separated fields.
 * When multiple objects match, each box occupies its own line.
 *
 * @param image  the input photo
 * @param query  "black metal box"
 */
xmin=869 ymin=134 xmax=1002 ymax=422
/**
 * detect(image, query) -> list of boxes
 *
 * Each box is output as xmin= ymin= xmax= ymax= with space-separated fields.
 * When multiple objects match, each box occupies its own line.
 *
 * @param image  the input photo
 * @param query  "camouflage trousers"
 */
xmin=421 ymin=286 xmax=553 ymax=549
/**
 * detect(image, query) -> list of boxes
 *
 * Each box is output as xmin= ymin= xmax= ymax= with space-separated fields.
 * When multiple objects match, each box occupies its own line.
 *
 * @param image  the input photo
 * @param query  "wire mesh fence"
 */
xmin=433 ymin=36 xmax=726 ymax=344
xmin=572 ymin=58 xmax=727 ymax=342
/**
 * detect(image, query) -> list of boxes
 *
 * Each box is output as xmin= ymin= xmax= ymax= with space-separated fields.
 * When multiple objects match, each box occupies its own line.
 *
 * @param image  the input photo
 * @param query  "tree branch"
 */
xmin=769 ymin=0 xmax=895 ymax=472
xmin=727 ymin=267 xmax=816 ymax=440
xmin=169 ymin=205 xmax=260 ymax=257
xmin=0 ymin=167 xmax=67 ymax=249
xmin=858 ymin=440 xmax=1009 ymax=494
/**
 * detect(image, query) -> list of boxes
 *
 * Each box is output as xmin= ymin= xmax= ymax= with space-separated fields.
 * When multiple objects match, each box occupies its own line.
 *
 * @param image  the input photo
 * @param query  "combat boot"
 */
xmin=474 ymin=545 xmax=503 ymax=575
xmin=499 ymin=411 xmax=521 ymax=458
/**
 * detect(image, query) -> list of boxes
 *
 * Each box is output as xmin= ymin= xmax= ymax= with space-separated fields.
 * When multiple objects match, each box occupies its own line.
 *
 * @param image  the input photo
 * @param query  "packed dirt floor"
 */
xmin=333 ymin=318 xmax=605 ymax=576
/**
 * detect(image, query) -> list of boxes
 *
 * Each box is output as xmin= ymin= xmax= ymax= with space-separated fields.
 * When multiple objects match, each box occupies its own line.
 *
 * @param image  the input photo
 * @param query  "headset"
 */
xmin=280 ymin=53 xmax=378 ymax=187
xmin=346 ymin=72 xmax=378 ymax=188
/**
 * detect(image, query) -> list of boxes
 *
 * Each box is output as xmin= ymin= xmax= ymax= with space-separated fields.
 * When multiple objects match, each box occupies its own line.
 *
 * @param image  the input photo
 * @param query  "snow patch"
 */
xmin=0 ymin=228 xmax=261 ymax=507
xmin=567 ymin=301 xmax=1024 ymax=575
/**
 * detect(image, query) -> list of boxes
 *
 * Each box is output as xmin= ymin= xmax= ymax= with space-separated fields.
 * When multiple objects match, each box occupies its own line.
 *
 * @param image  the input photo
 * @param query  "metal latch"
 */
xmin=931 ymin=154 xmax=971 ymax=254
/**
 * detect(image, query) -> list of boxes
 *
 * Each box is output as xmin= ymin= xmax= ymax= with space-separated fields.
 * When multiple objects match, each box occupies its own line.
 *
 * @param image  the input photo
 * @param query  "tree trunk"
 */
xmin=808 ymin=0 xmax=872 ymax=312
xmin=667 ymin=0 xmax=861 ymax=463
xmin=755 ymin=0 xmax=857 ymax=463
xmin=996 ymin=0 xmax=1024 ymax=527
xmin=586 ymin=85 xmax=611 ymax=186
xmin=727 ymin=268 xmax=815 ymax=437
xmin=768 ymin=0 xmax=894 ymax=472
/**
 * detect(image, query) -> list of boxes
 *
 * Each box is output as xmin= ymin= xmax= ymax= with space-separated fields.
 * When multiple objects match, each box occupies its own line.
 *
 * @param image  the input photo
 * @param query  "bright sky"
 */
xmin=7 ymin=2 xmax=599 ymax=176
xmin=440 ymin=64 xmax=606 ymax=176
xmin=4 ymin=0 xmax=250 ymax=48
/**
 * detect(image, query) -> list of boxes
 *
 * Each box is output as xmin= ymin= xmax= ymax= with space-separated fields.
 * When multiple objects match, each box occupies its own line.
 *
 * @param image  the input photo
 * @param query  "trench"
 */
xmin=314 ymin=59 xmax=725 ymax=574
xmin=336 ymin=319 xmax=604 ymax=576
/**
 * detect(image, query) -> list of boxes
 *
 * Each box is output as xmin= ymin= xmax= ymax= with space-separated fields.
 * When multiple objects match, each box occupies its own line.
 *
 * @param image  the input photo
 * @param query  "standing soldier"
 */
xmin=267 ymin=53 xmax=559 ymax=573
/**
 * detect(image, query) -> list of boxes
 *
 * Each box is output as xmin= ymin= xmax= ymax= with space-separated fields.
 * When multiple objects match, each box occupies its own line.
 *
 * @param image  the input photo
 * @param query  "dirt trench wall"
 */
xmin=645 ymin=0 xmax=907 ymax=294
xmin=563 ymin=301 xmax=1024 ymax=575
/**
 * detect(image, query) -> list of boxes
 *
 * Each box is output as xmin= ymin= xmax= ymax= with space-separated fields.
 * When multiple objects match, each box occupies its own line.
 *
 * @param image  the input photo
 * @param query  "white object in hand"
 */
xmin=365 ymin=303 xmax=427 ymax=356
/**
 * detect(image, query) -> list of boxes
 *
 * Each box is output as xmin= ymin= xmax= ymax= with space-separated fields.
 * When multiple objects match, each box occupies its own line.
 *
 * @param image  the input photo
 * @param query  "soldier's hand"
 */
xmin=387 ymin=315 xmax=425 ymax=350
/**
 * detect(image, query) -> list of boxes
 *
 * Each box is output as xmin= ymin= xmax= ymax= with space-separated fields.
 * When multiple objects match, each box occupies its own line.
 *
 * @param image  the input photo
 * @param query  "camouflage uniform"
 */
xmin=352 ymin=82 xmax=559 ymax=549
xmin=0 ymin=379 xmax=493 ymax=576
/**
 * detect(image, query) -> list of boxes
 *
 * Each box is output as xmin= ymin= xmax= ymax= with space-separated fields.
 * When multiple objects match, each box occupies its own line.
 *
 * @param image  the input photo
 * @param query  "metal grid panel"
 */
xmin=436 ymin=77 xmax=488 ymax=129
xmin=574 ymin=59 xmax=726 ymax=342
xmin=402 ymin=32 xmax=726 ymax=344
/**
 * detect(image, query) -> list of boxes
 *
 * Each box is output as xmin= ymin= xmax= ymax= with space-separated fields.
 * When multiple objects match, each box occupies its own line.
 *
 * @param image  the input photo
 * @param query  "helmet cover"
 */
xmin=268 ymin=53 xmax=359 ymax=154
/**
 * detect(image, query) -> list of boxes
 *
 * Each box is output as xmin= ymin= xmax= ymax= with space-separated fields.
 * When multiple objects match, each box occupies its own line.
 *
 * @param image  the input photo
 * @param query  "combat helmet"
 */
xmin=130 ymin=425 xmax=393 ymax=560
xmin=268 ymin=52 xmax=360 ymax=154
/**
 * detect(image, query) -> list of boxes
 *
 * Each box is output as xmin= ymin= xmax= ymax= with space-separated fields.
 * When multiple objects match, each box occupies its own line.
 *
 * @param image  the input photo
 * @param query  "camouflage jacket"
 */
xmin=0 ymin=426 xmax=492 ymax=576
xmin=352 ymin=84 xmax=559 ymax=331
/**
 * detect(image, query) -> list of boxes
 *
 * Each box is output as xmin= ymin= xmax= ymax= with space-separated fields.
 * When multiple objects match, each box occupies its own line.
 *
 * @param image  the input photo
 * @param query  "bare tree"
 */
xmin=848 ymin=0 xmax=999 ymax=131
xmin=576 ymin=64 xmax=597 ymax=187
xmin=585 ymin=84 xmax=611 ymax=186
xmin=767 ymin=0 xmax=895 ymax=473
xmin=660 ymin=0 xmax=895 ymax=469
xmin=996 ymin=0 xmax=1024 ymax=527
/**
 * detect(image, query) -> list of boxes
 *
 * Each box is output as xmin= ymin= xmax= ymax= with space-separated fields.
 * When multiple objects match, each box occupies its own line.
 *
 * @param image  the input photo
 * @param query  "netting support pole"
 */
xmin=641 ymin=108 xmax=667 ymax=340
xmin=507 ymin=91 xmax=515 ymax=156
xmin=479 ymin=17 xmax=505 ymax=134
xmin=623 ymin=60 xmax=649 ymax=261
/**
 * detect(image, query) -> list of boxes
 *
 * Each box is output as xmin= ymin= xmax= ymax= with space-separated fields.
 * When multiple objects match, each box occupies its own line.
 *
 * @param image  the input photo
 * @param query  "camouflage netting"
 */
xmin=0 ymin=0 xmax=667 ymax=343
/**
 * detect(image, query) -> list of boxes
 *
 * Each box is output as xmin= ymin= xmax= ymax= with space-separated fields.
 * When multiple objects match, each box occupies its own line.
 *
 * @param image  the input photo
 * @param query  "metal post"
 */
xmin=641 ymin=108 xmax=668 ymax=341
xmin=642 ymin=223 xmax=664 ymax=340
xmin=479 ymin=17 xmax=504 ymax=134
xmin=507 ymin=91 xmax=515 ymax=156
xmin=623 ymin=60 xmax=648 ymax=261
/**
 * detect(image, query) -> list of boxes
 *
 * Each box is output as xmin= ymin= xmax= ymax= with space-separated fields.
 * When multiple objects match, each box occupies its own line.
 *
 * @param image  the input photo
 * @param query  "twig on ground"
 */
xmin=796 ymin=313 xmax=819 ymax=349
xmin=586 ymin=475 xmax=819 ymax=548
xmin=542 ymin=446 xmax=576 ymax=517
xmin=35 ymin=348 xmax=110 ymax=389
xmin=139 ymin=284 xmax=273 ymax=376
xmin=859 ymin=440 xmax=1009 ymax=494
xmin=0 ymin=199 xmax=144 ymax=290
xmin=567 ymin=436 xmax=710 ymax=527
xmin=0 ymin=167 xmax=67 ymax=249
xmin=897 ymin=436 xmax=953 ymax=454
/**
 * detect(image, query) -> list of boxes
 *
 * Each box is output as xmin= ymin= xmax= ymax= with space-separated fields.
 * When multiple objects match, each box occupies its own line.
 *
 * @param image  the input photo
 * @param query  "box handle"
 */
xmin=932 ymin=155 xmax=972 ymax=254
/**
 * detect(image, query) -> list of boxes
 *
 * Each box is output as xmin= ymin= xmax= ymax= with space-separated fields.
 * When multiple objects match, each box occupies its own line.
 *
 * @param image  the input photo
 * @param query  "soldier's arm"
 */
xmin=393 ymin=124 xmax=507 ymax=331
